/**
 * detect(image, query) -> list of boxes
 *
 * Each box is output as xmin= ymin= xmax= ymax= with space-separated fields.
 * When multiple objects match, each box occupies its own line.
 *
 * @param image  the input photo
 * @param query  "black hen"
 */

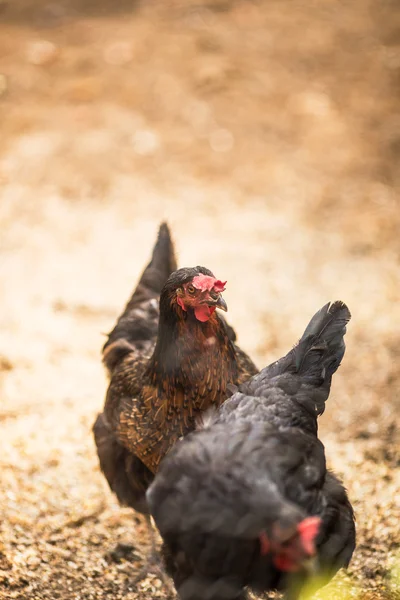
xmin=147 ymin=301 xmax=356 ymax=600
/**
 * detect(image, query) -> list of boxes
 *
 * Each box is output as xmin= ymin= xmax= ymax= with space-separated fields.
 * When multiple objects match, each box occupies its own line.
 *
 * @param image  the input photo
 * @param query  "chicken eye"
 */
xmin=187 ymin=285 xmax=195 ymax=295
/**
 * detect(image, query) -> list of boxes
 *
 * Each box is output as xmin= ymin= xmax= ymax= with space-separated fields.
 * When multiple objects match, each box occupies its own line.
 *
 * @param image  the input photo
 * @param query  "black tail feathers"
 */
xmin=286 ymin=301 xmax=351 ymax=417
xmin=293 ymin=301 xmax=351 ymax=379
xmin=123 ymin=221 xmax=177 ymax=310
xmin=243 ymin=301 xmax=351 ymax=419
xmin=102 ymin=222 xmax=177 ymax=371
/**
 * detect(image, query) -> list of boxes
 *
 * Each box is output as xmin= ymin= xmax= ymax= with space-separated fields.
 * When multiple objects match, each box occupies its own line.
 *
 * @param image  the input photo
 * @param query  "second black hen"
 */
xmin=147 ymin=301 xmax=356 ymax=600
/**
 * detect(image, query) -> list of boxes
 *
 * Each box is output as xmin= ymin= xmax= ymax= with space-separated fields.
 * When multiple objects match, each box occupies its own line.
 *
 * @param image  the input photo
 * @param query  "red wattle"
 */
xmin=297 ymin=516 xmax=321 ymax=556
xmin=194 ymin=305 xmax=212 ymax=322
xmin=273 ymin=554 xmax=300 ymax=573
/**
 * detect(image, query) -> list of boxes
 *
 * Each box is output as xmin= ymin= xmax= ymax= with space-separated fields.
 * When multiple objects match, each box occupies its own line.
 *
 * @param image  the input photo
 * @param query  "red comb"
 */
xmin=192 ymin=275 xmax=226 ymax=293
xmin=297 ymin=516 xmax=321 ymax=556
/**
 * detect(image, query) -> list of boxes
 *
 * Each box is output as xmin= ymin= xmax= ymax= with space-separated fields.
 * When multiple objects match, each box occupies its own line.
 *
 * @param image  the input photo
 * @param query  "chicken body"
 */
xmin=147 ymin=301 xmax=356 ymax=600
xmin=93 ymin=223 xmax=257 ymax=515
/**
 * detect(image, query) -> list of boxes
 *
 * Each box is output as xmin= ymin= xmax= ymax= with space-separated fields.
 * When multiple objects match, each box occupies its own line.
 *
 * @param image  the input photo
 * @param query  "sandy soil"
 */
xmin=0 ymin=1 xmax=399 ymax=599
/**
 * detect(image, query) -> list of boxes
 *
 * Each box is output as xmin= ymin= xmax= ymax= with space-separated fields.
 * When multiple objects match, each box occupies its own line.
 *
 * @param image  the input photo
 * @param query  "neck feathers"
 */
xmin=148 ymin=302 xmax=237 ymax=389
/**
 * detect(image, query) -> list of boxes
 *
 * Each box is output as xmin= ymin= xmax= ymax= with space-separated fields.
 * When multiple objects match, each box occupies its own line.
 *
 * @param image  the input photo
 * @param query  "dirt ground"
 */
xmin=0 ymin=1 xmax=399 ymax=599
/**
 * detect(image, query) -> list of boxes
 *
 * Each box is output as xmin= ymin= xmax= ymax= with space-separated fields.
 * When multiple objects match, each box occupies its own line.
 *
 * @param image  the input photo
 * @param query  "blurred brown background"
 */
xmin=0 ymin=1 xmax=399 ymax=599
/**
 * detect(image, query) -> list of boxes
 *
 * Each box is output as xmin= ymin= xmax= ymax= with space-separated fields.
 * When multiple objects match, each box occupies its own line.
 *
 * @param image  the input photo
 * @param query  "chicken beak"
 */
xmin=303 ymin=556 xmax=318 ymax=576
xmin=201 ymin=293 xmax=228 ymax=312
xmin=215 ymin=295 xmax=228 ymax=312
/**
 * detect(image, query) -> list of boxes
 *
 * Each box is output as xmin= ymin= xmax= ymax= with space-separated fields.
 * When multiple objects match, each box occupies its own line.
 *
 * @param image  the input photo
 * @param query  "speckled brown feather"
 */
xmin=105 ymin=311 xmax=253 ymax=473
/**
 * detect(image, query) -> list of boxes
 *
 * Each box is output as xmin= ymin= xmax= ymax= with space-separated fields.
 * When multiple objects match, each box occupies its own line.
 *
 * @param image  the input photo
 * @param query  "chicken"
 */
xmin=93 ymin=222 xmax=257 ymax=520
xmin=147 ymin=301 xmax=356 ymax=600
